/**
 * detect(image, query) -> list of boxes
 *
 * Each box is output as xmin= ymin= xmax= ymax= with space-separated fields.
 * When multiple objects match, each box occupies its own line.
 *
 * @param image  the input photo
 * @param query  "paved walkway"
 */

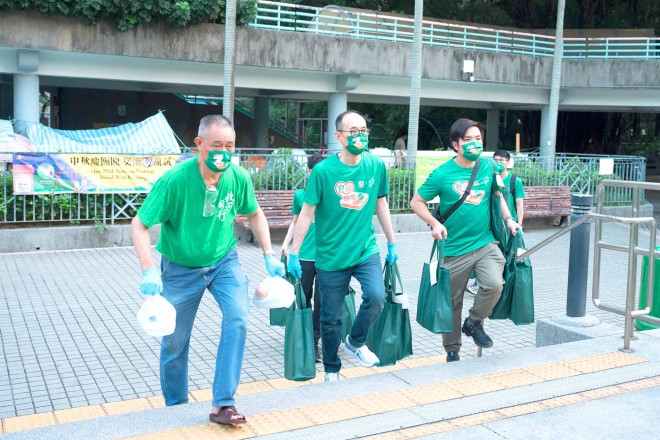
xmin=1 ymin=219 xmax=656 ymax=422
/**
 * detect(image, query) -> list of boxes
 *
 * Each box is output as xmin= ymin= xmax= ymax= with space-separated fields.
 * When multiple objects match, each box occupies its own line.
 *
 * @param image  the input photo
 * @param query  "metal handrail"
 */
xmin=593 ymin=180 xmax=660 ymax=351
xmin=251 ymin=1 xmax=660 ymax=60
xmin=519 ymin=180 xmax=660 ymax=351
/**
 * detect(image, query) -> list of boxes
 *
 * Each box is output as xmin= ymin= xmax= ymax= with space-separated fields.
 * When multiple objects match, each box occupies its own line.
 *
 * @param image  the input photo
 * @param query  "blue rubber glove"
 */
xmin=140 ymin=267 xmax=162 ymax=296
xmin=287 ymin=253 xmax=303 ymax=279
xmin=264 ymin=253 xmax=286 ymax=277
xmin=386 ymin=242 xmax=399 ymax=265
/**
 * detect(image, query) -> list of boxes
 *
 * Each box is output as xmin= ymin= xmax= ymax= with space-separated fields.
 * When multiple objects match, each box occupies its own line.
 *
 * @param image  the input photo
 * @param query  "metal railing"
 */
xmin=250 ymin=1 xmax=660 ymax=60
xmin=511 ymin=153 xmax=646 ymax=206
xmin=519 ymin=179 xmax=660 ymax=351
xmin=0 ymin=152 xmax=647 ymax=225
xmin=176 ymin=94 xmax=320 ymax=150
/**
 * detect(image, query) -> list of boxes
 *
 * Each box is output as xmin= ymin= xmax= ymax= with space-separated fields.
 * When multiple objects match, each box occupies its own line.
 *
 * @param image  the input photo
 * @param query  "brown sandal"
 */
xmin=209 ymin=406 xmax=247 ymax=425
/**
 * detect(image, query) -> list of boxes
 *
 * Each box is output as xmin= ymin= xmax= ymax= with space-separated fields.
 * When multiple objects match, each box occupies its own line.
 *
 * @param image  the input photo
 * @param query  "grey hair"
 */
xmin=198 ymin=115 xmax=234 ymax=138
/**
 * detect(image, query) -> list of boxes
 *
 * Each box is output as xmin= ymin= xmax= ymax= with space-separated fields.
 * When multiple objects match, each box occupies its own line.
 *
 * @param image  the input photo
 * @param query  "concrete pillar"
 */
xmin=539 ymin=105 xmax=550 ymax=153
xmin=486 ymin=109 xmax=500 ymax=151
xmin=327 ymin=92 xmax=347 ymax=154
xmin=13 ymin=73 xmax=40 ymax=135
xmin=253 ymin=96 xmax=269 ymax=150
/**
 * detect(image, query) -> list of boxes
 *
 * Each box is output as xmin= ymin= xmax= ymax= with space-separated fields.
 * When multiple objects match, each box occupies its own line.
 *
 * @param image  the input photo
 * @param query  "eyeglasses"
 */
xmin=338 ymin=128 xmax=370 ymax=136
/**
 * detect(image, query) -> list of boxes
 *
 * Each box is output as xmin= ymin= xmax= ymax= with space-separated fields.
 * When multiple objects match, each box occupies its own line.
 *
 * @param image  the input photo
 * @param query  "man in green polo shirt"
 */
xmin=410 ymin=118 xmax=522 ymax=363
xmin=131 ymin=115 xmax=285 ymax=426
xmin=287 ymin=110 xmax=398 ymax=382
xmin=493 ymin=149 xmax=525 ymax=225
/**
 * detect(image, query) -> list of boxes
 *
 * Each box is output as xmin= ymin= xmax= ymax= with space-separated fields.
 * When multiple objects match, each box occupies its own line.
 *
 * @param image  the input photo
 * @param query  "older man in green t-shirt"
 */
xmin=410 ymin=118 xmax=522 ymax=363
xmin=287 ymin=110 xmax=398 ymax=383
xmin=131 ymin=115 xmax=284 ymax=426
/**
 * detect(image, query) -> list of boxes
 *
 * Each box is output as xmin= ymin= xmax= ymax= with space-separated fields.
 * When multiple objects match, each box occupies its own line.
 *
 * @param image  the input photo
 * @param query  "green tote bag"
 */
xmin=270 ymin=254 xmax=296 ymax=327
xmin=490 ymin=234 xmax=517 ymax=320
xmin=283 ymin=279 xmax=316 ymax=381
xmin=416 ymin=239 xmax=453 ymax=334
xmin=509 ymin=234 xmax=535 ymax=325
xmin=366 ymin=261 xmax=413 ymax=366
xmin=491 ymin=180 xmax=510 ymax=255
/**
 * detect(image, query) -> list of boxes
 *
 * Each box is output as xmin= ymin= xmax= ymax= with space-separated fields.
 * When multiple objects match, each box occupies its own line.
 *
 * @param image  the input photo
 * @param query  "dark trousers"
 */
xmin=316 ymin=253 xmax=385 ymax=373
xmin=300 ymin=259 xmax=321 ymax=345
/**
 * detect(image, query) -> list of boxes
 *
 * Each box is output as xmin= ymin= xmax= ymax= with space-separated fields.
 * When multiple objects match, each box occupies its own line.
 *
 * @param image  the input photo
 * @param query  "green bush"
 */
xmin=1 ymin=170 xmax=146 ymax=226
xmin=387 ymin=167 xmax=415 ymax=214
xmin=249 ymin=148 xmax=307 ymax=191
xmin=0 ymin=0 xmax=258 ymax=31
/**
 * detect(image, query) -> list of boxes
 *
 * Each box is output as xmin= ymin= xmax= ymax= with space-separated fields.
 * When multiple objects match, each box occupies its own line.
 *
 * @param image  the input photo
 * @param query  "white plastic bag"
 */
xmin=391 ymin=292 xmax=410 ymax=310
xmin=252 ymin=276 xmax=295 ymax=309
xmin=137 ymin=294 xmax=177 ymax=337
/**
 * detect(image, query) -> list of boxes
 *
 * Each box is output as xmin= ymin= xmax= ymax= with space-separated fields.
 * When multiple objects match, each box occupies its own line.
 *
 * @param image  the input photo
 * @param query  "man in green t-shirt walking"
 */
xmin=287 ymin=110 xmax=398 ymax=382
xmin=493 ymin=149 xmax=525 ymax=226
xmin=281 ymin=153 xmax=325 ymax=362
xmin=410 ymin=118 xmax=522 ymax=363
xmin=131 ymin=115 xmax=285 ymax=426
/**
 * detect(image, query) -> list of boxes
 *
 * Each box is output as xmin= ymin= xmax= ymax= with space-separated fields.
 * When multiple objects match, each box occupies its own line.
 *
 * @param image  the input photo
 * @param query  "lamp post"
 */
xmin=406 ymin=0 xmax=423 ymax=157
xmin=223 ymin=0 xmax=237 ymax=120
xmin=541 ymin=0 xmax=566 ymax=166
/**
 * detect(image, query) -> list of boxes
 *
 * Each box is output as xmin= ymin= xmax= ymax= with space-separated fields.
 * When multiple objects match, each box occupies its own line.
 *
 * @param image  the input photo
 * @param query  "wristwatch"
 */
xmin=263 ymin=250 xmax=276 ymax=257
xmin=503 ymin=216 xmax=514 ymax=224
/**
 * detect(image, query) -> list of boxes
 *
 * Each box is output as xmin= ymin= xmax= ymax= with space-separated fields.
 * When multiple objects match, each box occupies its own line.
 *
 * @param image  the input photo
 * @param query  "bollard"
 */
xmin=566 ymin=193 xmax=593 ymax=317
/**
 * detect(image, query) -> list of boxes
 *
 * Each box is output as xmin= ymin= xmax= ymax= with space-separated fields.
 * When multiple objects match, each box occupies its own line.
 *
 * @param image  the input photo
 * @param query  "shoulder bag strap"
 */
xmin=433 ymin=158 xmax=481 ymax=223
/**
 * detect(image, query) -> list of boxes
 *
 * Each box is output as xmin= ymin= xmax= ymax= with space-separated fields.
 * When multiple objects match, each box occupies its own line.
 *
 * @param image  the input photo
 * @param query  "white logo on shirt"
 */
xmin=216 ymin=192 xmax=235 ymax=221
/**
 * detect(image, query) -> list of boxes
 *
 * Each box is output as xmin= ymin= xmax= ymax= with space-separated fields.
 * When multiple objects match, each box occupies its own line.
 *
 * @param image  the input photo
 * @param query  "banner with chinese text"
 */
xmin=12 ymin=153 xmax=194 ymax=194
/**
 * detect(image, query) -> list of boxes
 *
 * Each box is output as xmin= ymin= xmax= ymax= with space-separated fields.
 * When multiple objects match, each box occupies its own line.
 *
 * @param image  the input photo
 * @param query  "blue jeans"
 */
xmin=316 ymin=253 xmax=385 ymax=373
xmin=159 ymin=249 xmax=249 ymax=407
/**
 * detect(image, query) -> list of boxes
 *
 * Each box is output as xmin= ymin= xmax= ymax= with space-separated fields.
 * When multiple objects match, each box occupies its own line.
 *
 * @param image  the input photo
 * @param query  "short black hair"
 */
xmin=307 ymin=153 xmax=325 ymax=170
xmin=449 ymin=118 xmax=483 ymax=144
xmin=494 ymin=150 xmax=511 ymax=160
xmin=335 ymin=110 xmax=367 ymax=131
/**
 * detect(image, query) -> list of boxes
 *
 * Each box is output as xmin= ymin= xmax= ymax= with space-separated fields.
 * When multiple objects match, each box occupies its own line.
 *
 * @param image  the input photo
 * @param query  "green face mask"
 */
xmin=494 ymin=161 xmax=506 ymax=173
xmin=461 ymin=140 xmax=483 ymax=161
xmin=345 ymin=133 xmax=369 ymax=156
xmin=205 ymin=151 xmax=233 ymax=173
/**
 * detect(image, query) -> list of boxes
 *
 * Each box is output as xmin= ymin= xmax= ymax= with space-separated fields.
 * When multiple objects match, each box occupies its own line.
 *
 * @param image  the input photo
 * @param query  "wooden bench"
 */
xmin=524 ymin=185 xmax=572 ymax=226
xmin=234 ymin=190 xmax=295 ymax=242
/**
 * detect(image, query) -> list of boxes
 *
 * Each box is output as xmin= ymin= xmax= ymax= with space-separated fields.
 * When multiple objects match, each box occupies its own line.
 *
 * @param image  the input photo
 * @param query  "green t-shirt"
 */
xmin=417 ymin=157 xmax=497 ymax=257
xmin=138 ymin=158 xmax=258 ymax=267
xmin=304 ymin=152 xmax=389 ymax=271
xmin=292 ymin=188 xmax=316 ymax=261
xmin=502 ymin=174 xmax=525 ymax=222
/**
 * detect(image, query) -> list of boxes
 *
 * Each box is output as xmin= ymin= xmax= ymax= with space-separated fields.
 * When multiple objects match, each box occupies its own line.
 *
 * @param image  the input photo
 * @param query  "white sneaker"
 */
xmin=465 ymin=279 xmax=479 ymax=295
xmin=344 ymin=339 xmax=380 ymax=367
xmin=324 ymin=372 xmax=339 ymax=382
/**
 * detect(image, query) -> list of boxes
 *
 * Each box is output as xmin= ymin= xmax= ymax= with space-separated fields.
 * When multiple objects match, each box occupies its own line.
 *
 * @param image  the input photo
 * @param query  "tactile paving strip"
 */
xmin=0 ymin=351 xmax=456 ymax=434
xmin=363 ymin=376 xmax=660 ymax=439
xmin=121 ymin=351 xmax=647 ymax=440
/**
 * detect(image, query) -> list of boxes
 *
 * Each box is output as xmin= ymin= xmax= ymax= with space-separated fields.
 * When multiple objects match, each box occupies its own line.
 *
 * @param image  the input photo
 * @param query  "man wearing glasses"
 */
xmin=287 ymin=110 xmax=398 ymax=382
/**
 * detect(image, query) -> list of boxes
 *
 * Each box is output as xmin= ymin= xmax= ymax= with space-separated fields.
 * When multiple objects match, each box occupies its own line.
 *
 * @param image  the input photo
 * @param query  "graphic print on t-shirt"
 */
xmin=216 ymin=192 xmax=235 ymax=221
xmin=335 ymin=180 xmax=369 ymax=210
xmin=452 ymin=181 xmax=485 ymax=205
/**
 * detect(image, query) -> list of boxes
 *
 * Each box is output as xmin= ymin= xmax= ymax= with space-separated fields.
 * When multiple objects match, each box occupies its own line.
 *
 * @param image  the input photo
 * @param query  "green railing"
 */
xmin=250 ymin=1 xmax=659 ymax=60
xmin=0 ymin=152 xmax=647 ymax=225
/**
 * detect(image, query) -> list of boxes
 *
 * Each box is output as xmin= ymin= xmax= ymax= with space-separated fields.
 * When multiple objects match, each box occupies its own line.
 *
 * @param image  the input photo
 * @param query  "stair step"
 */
xmin=4 ymin=331 xmax=660 ymax=440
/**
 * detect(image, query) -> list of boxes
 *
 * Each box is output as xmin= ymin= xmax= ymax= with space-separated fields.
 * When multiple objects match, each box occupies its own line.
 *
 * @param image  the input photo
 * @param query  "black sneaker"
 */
xmin=446 ymin=351 xmax=460 ymax=362
xmin=315 ymin=345 xmax=322 ymax=363
xmin=462 ymin=318 xmax=493 ymax=348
